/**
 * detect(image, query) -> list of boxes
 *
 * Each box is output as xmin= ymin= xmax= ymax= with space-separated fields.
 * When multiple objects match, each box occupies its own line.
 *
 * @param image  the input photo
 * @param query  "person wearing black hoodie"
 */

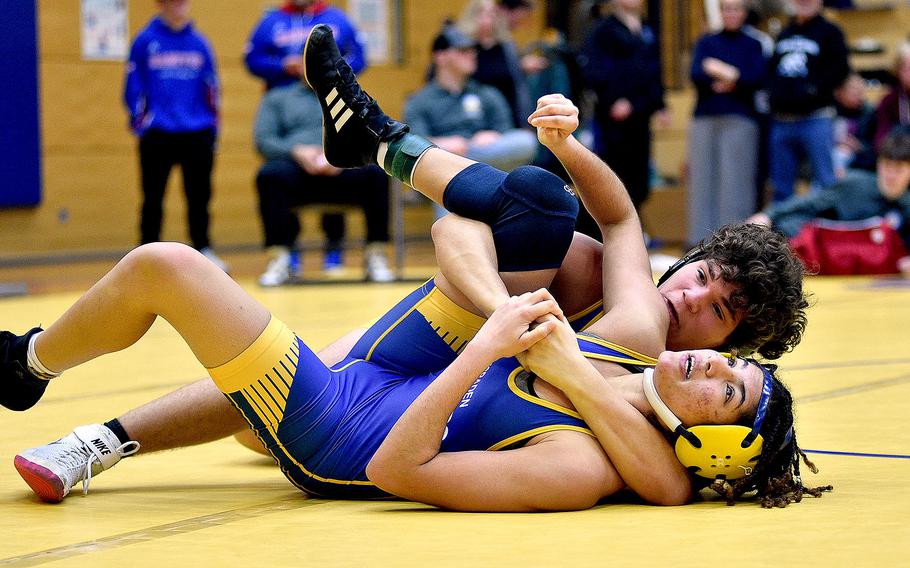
xmin=767 ymin=0 xmax=850 ymax=203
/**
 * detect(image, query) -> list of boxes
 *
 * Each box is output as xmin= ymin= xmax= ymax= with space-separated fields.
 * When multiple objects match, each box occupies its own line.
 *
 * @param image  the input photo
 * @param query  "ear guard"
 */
xmin=642 ymin=367 xmax=774 ymax=480
xmin=656 ymin=246 xmax=706 ymax=287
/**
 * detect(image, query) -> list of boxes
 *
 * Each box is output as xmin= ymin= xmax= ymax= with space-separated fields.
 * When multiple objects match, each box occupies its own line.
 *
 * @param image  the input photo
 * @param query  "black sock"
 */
xmin=0 ymin=328 xmax=50 ymax=411
xmin=104 ymin=418 xmax=133 ymax=446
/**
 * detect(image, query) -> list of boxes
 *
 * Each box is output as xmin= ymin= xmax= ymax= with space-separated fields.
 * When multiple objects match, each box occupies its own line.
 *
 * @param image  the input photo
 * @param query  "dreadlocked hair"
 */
xmin=708 ymin=366 xmax=833 ymax=507
xmin=698 ymin=223 xmax=810 ymax=360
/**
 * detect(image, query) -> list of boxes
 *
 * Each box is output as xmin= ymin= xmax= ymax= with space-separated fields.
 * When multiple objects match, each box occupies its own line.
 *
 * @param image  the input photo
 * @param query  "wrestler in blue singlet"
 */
xmin=348 ymin=162 xmax=594 ymax=375
xmin=348 ymin=278 xmax=606 ymax=376
xmin=212 ymin=319 xmax=653 ymax=499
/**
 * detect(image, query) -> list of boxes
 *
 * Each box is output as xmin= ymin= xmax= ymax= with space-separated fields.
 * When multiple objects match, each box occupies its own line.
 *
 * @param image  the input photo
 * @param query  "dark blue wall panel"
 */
xmin=0 ymin=1 xmax=41 ymax=208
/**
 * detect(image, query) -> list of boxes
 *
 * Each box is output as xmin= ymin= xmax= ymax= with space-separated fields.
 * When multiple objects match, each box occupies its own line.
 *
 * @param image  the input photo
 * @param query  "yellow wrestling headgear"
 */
xmin=642 ymin=367 xmax=777 ymax=480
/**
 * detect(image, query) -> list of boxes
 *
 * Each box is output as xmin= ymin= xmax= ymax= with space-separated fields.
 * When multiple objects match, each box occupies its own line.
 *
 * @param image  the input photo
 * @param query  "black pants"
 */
xmin=255 ymin=159 xmax=389 ymax=248
xmin=138 ymin=128 xmax=215 ymax=249
xmin=575 ymin=115 xmax=653 ymax=240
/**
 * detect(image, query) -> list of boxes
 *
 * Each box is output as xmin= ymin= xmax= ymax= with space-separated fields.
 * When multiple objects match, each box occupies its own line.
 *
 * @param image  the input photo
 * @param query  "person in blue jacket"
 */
xmin=244 ymin=0 xmax=366 ymax=91
xmin=244 ymin=0 xmax=369 ymax=272
xmin=123 ymin=0 xmax=227 ymax=272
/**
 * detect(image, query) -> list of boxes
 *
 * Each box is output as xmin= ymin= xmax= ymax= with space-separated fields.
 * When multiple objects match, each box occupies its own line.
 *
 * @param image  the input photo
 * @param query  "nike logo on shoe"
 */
xmin=91 ymin=438 xmax=112 ymax=455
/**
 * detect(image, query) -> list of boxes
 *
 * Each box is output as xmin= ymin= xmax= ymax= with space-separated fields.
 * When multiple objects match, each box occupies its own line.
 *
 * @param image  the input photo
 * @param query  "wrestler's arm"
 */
xmin=367 ymin=291 xmax=619 ymax=512
xmin=531 ymin=95 xmax=667 ymax=355
xmin=521 ymin=315 xmax=693 ymax=505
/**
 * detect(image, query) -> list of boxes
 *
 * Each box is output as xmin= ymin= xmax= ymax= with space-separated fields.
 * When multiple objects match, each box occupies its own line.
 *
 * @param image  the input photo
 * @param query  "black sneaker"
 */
xmin=0 ymin=327 xmax=49 ymax=411
xmin=302 ymin=24 xmax=408 ymax=168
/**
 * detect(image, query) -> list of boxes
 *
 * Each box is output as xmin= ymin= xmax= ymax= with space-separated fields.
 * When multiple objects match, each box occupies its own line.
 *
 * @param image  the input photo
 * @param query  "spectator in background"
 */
xmin=405 ymin=24 xmax=537 ymax=216
xmin=580 ymin=0 xmax=669 ymax=217
xmin=873 ymin=43 xmax=910 ymax=151
xmin=832 ymin=72 xmax=876 ymax=175
xmin=496 ymin=0 xmax=535 ymax=31
xmin=244 ymin=0 xmax=365 ymax=90
xmin=253 ymin=83 xmax=393 ymax=286
xmin=456 ymin=0 xmax=535 ymax=129
xmin=123 ymin=0 xmax=227 ymax=272
xmin=748 ymin=130 xmax=910 ymax=275
xmin=766 ymin=0 xmax=850 ymax=202
xmin=687 ymin=0 xmax=767 ymax=247
xmin=244 ymin=0 xmax=367 ymax=272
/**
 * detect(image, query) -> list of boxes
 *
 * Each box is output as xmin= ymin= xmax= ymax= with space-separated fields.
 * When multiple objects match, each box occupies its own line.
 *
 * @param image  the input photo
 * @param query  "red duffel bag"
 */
xmin=789 ymin=217 xmax=909 ymax=275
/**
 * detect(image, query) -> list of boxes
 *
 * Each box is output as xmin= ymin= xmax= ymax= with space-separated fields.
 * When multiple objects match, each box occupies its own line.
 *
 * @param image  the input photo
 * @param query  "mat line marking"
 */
xmin=803 ymin=449 xmax=910 ymax=460
xmin=0 ymin=499 xmax=325 ymax=567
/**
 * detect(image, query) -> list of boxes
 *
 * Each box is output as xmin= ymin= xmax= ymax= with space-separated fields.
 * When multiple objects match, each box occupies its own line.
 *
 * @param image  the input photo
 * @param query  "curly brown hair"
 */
xmin=697 ymin=223 xmax=810 ymax=360
xmin=708 ymin=365 xmax=833 ymax=507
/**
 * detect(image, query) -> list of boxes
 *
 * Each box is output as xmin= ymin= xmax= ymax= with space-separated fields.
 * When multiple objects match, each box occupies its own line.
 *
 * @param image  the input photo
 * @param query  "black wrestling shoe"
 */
xmin=0 ymin=327 xmax=49 ymax=411
xmin=302 ymin=24 xmax=408 ymax=168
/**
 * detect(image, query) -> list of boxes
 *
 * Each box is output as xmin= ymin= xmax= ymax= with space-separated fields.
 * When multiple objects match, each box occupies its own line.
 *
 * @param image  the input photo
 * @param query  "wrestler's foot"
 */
xmin=303 ymin=24 xmax=408 ymax=168
xmin=0 ymin=327 xmax=49 ymax=411
xmin=15 ymin=424 xmax=140 ymax=503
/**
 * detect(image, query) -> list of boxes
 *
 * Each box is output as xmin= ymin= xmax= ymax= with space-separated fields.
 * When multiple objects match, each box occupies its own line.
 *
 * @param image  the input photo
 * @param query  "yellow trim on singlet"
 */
xmin=506 ymin=367 xmax=584 ymax=420
xmin=566 ymin=300 xmax=605 ymax=329
xmin=209 ymin=318 xmax=375 ymax=487
xmin=331 ymin=358 xmax=365 ymax=372
xmin=365 ymin=283 xmax=486 ymax=361
xmin=575 ymin=333 xmax=658 ymax=365
xmin=488 ymin=366 xmax=595 ymax=450
xmin=208 ymin=317 xmax=299 ymax=395
xmin=276 ymin=445 xmax=377 ymax=486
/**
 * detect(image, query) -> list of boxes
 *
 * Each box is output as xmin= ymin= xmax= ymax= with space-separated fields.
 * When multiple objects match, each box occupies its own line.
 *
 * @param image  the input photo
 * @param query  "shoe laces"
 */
xmin=59 ymin=439 xmax=140 ymax=496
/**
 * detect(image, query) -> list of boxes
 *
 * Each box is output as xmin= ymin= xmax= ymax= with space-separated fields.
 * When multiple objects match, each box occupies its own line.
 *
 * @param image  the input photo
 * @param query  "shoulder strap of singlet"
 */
xmin=575 ymin=332 xmax=657 ymax=367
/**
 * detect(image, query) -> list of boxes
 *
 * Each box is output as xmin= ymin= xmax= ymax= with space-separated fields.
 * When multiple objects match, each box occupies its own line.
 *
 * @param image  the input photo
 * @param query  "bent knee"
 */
xmin=502 ymin=166 xmax=579 ymax=219
xmin=124 ymin=242 xmax=208 ymax=278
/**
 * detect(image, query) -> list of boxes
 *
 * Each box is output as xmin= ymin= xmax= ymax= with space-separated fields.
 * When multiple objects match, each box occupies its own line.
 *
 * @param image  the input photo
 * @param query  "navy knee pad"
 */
xmin=443 ymin=164 xmax=578 ymax=272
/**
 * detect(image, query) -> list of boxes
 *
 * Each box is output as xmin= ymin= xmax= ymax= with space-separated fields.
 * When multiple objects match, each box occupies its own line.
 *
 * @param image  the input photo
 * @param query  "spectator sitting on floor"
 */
xmin=253 ymin=83 xmax=393 ymax=286
xmin=748 ymin=130 xmax=910 ymax=276
xmin=404 ymin=24 xmax=537 ymax=216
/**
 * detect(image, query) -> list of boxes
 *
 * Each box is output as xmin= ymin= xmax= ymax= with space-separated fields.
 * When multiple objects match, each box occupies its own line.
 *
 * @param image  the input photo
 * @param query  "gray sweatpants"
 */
xmin=686 ymin=115 xmax=759 ymax=245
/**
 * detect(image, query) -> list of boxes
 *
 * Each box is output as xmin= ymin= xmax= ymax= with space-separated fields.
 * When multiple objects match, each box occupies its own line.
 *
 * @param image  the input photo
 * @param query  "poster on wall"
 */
xmin=81 ymin=0 xmax=128 ymax=60
xmin=348 ymin=0 xmax=391 ymax=65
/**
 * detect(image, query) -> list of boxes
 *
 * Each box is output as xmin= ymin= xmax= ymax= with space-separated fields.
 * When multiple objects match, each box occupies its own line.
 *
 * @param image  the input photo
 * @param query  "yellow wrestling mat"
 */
xmin=1 ymin=277 xmax=908 ymax=566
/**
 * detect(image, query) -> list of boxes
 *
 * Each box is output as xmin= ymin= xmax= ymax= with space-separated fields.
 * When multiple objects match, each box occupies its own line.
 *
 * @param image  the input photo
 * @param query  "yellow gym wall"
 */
xmin=2 ymin=2 xmax=906 ymax=259
xmin=0 ymin=1 xmax=543 ymax=261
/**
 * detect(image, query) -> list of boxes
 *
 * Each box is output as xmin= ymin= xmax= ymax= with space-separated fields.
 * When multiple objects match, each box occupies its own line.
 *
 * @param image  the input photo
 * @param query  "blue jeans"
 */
xmin=769 ymin=115 xmax=836 ymax=202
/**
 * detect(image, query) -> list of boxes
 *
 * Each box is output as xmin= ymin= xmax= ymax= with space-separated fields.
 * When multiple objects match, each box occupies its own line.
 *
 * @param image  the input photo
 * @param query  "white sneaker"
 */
xmin=14 ymin=424 xmax=140 ymax=502
xmin=259 ymin=249 xmax=294 ymax=287
xmin=365 ymin=247 xmax=394 ymax=283
xmin=199 ymin=247 xmax=230 ymax=273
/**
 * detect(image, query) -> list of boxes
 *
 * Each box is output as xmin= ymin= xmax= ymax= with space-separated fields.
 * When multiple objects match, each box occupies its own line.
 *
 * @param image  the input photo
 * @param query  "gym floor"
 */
xmin=0 ymin=254 xmax=908 ymax=566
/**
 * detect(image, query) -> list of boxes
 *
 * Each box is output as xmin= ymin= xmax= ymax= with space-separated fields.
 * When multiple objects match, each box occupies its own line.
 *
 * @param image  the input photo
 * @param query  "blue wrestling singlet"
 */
xmin=209 ymin=318 xmax=656 ymax=500
xmin=348 ymin=279 xmax=608 ymax=376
